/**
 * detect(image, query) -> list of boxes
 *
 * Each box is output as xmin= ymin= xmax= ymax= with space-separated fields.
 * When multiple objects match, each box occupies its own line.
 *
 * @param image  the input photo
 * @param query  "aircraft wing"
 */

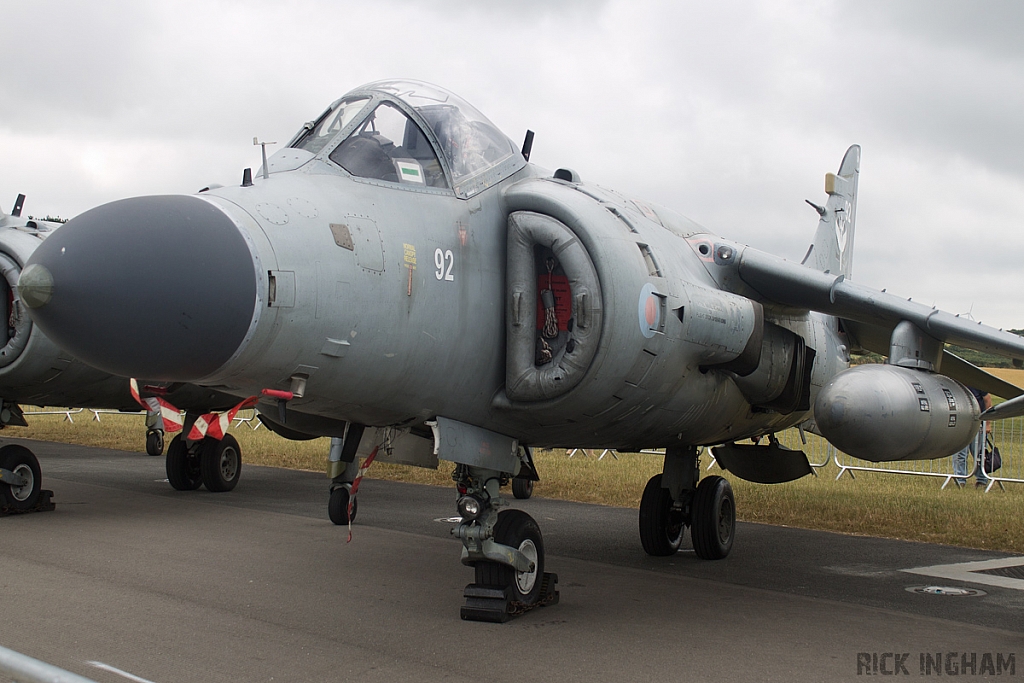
xmin=980 ymin=392 xmax=1024 ymax=420
xmin=836 ymin=319 xmax=1024 ymax=400
xmin=734 ymin=246 xmax=1024 ymax=382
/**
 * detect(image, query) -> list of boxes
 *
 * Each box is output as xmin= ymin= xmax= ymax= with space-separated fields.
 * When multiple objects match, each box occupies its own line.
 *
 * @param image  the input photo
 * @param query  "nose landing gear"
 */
xmin=0 ymin=444 xmax=54 ymax=515
xmin=454 ymin=465 xmax=559 ymax=622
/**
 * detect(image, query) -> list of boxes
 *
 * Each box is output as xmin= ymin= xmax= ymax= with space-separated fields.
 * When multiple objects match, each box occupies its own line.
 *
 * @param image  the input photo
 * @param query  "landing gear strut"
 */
xmin=326 ymin=426 xmax=365 ymax=525
xmin=454 ymin=464 xmax=558 ymax=622
xmin=639 ymin=446 xmax=735 ymax=560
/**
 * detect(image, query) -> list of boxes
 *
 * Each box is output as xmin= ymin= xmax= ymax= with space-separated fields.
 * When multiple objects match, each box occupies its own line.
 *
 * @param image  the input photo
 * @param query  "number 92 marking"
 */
xmin=434 ymin=248 xmax=454 ymax=282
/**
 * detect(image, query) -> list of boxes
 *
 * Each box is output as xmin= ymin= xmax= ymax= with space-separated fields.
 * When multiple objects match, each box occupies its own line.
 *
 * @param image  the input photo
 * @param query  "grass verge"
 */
xmin=12 ymin=409 xmax=1024 ymax=553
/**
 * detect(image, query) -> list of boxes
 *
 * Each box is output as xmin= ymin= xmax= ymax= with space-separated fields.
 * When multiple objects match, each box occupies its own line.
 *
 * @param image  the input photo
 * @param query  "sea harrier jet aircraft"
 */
xmin=19 ymin=80 xmax=1024 ymax=620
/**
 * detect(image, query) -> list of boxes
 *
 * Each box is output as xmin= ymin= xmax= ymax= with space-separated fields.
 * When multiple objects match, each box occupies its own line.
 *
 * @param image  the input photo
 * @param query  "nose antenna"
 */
xmin=254 ymin=138 xmax=277 ymax=180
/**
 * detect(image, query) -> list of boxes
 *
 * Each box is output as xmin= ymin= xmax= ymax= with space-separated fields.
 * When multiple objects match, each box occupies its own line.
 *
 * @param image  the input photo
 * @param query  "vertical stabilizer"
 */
xmin=804 ymin=145 xmax=859 ymax=278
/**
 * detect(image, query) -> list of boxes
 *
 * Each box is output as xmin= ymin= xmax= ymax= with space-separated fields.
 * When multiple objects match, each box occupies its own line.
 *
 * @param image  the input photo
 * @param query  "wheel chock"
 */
xmin=536 ymin=572 xmax=560 ymax=608
xmin=460 ymin=573 xmax=560 ymax=623
xmin=0 ymin=490 xmax=55 ymax=516
xmin=461 ymin=584 xmax=512 ymax=623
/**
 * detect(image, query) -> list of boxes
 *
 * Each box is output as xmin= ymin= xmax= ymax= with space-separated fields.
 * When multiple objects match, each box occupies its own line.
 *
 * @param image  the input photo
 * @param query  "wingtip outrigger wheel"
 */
xmin=145 ymin=429 xmax=165 ymax=456
xmin=511 ymin=476 xmax=534 ymax=499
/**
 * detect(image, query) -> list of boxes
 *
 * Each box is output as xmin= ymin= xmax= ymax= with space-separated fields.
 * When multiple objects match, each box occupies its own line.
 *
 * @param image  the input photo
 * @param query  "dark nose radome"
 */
xmin=21 ymin=195 xmax=257 ymax=381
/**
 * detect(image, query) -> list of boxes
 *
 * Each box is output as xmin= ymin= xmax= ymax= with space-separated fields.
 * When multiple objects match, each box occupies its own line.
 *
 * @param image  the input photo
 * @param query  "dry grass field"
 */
xmin=11 ymin=406 xmax=1024 ymax=554
xmin=983 ymin=368 xmax=1024 ymax=386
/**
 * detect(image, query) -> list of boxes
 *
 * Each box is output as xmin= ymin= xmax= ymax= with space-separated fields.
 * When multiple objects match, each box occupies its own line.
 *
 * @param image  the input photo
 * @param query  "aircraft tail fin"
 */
xmin=802 ymin=145 xmax=860 ymax=278
xmin=0 ymin=194 xmax=25 ymax=226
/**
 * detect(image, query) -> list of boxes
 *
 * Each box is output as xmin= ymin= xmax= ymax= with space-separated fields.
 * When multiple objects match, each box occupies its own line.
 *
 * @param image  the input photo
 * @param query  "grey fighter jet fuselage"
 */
xmin=20 ymin=80 xmax=1024 ymax=619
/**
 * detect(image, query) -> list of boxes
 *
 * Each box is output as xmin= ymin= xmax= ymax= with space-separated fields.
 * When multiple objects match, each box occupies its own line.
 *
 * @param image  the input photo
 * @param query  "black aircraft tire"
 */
xmin=512 ymin=477 xmax=534 ymax=499
xmin=328 ymin=487 xmax=357 ymax=525
xmin=200 ymin=434 xmax=242 ymax=493
xmin=474 ymin=509 xmax=545 ymax=605
xmin=691 ymin=475 xmax=735 ymax=560
xmin=166 ymin=435 xmax=202 ymax=491
xmin=146 ymin=429 xmax=164 ymax=457
xmin=0 ymin=444 xmax=41 ymax=510
xmin=639 ymin=473 xmax=685 ymax=556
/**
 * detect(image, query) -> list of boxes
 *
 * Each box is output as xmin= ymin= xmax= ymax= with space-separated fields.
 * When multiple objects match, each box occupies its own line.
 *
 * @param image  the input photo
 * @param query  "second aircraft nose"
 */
xmin=20 ymin=194 xmax=258 ymax=381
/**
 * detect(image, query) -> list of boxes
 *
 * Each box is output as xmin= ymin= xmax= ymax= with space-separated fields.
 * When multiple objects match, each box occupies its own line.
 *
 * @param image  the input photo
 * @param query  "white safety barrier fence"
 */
xmin=88 ymin=409 xmax=143 ymax=421
xmin=566 ymin=448 xmax=616 ymax=460
xmin=21 ymin=407 xmax=262 ymax=431
xmin=0 ymin=643 xmax=97 ymax=683
xmin=771 ymin=428 xmax=835 ymax=471
xmin=564 ymin=417 xmax=1021 ymax=493
xmin=231 ymin=408 xmax=262 ymax=430
xmin=826 ymin=418 xmax=1022 ymax=492
xmin=976 ymin=418 xmax=1023 ymax=492
xmin=21 ymin=408 xmax=84 ymax=423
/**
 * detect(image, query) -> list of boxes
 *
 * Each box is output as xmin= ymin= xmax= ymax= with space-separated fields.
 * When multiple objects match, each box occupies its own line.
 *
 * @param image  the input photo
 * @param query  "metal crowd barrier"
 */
xmin=562 ymin=417 xmax=1022 ymax=493
xmin=21 ymin=406 xmax=263 ymax=431
xmin=772 ymin=428 xmax=834 ymax=471
xmin=231 ymin=408 xmax=262 ymax=430
xmin=831 ymin=418 xmax=1022 ymax=492
xmin=21 ymin=408 xmax=84 ymax=423
xmin=0 ymin=644 xmax=97 ymax=683
xmin=979 ymin=418 xmax=1024 ymax=491
xmin=89 ymin=409 xmax=143 ymax=422
xmin=566 ymin=448 xmax=616 ymax=460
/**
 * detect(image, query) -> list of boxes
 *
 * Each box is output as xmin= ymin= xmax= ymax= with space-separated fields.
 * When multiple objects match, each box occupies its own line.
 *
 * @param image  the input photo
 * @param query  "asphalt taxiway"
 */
xmin=1 ymin=438 xmax=1021 ymax=682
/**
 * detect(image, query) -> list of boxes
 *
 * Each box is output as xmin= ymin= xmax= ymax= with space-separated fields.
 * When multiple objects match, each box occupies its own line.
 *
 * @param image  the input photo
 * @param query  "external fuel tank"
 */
xmin=814 ymin=364 xmax=980 ymax=461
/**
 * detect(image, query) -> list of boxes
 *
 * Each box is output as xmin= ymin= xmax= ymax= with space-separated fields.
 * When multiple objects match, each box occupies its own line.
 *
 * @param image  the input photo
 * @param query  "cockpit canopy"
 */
xmin=290 ymin=79 xmax=525 ymax=199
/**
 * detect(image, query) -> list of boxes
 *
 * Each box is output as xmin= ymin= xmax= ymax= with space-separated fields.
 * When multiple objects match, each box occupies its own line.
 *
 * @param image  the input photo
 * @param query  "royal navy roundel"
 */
xmin=638 ymin=283 xmax=660 ymax=339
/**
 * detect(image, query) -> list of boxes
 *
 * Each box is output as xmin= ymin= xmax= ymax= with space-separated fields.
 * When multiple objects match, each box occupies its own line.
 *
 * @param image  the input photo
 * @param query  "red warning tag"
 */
xmin=536 ymin=275 xmax=572 ymax=331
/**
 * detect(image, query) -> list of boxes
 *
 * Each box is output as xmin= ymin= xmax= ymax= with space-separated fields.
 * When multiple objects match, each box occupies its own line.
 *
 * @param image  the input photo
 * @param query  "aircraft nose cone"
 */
xmin=21 ymin=195 xmax=257 ymax=380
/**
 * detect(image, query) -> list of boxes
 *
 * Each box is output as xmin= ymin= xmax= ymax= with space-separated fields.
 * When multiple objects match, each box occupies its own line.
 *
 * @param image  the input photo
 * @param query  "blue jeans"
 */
xmin=953 ymin=432 xmax=989 ymax=485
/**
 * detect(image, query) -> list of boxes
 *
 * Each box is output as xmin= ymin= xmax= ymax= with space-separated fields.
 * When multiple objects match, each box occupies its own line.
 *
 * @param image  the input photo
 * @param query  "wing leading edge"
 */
xmin=728 ymin=246 xmax=1024 ymax=408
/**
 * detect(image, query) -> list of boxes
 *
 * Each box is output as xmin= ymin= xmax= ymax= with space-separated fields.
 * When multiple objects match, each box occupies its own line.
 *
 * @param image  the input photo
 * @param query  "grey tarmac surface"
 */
xmin=0 ymin=437 xmax=1021 ymax=683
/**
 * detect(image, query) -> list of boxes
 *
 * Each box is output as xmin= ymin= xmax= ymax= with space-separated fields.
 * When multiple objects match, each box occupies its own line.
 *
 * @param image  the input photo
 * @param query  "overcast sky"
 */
xmin=3 ymin=0 xmax=1023 ymax=328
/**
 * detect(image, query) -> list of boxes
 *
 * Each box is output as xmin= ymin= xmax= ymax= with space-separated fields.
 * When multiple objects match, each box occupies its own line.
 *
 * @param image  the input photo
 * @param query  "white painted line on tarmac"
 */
xmin=901 ymin=557 xmax=1024 ymax=591
xmin=87 ymin=661 xmax=158 ymax=683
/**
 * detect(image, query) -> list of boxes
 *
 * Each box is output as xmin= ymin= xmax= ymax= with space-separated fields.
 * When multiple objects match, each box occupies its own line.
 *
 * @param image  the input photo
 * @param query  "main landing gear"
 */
xmin=453 ymin=464 xmax=558 ymax=622
xmin=165 ymin=430 xmax=242 ymax=493
xmin=639 ymin=446 xmax=735 ymax=560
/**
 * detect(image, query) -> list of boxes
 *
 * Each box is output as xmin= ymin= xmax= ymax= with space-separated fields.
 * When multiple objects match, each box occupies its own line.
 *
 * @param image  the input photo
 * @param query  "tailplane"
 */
xmin=803 ymin=145 xmax=859 ymax=278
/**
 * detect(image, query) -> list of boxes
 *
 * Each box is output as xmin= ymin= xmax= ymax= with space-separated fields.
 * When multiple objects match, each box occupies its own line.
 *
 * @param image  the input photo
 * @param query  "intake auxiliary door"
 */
xmin=504 ymin=211 xmax=602 ymax=402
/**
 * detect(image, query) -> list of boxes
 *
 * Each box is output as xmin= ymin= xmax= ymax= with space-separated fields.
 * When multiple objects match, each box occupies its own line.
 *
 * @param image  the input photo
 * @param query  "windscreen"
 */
xmin=291 ymin=97 xmax=371 ymax=155
xmin=357 ymin=80 xmax=518 ymax=187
